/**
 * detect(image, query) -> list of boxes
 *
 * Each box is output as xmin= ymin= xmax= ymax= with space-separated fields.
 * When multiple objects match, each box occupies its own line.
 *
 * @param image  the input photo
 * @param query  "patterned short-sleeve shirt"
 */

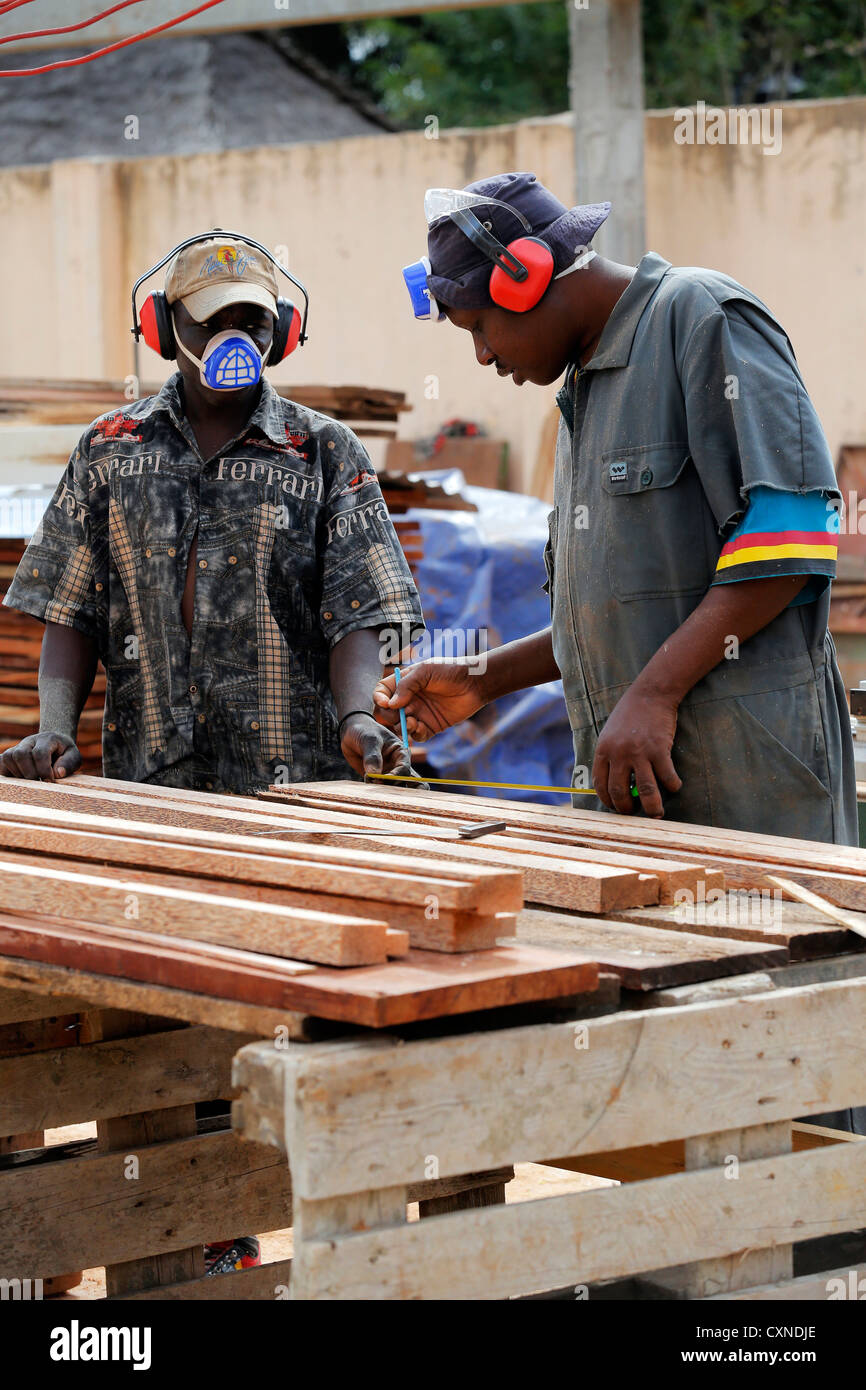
xmin=4 ymin=374 xmax=424 ymax=793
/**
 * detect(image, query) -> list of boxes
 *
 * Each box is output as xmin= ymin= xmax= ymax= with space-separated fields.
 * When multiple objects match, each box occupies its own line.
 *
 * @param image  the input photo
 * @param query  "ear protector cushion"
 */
xmin=140 ymin=291 xmax=176 ymax=359
xmin=269 ymin=298 xmax=302 ymax=363
xmin=143 ymin=289 xmax=302 ymax=364
xmin=489 ymin=236 xmax=555 ymax=313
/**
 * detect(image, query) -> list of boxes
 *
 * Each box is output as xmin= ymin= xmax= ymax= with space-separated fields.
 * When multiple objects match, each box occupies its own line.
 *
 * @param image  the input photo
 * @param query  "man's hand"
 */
xmin=373 ymin=659 xmax=488 ymax=741
xmin=339 ymin=712 xmax=413 ymax=778
xmin=0 ymin=731 xmax=82 ymax=782
xmin=592 ymin=689 xmax=682 ymax=817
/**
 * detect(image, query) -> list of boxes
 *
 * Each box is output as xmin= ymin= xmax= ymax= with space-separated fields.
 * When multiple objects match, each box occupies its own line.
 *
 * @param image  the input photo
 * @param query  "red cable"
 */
xmin=0 ymin=0 xmax=228 ymax=74
xmin=0 ymin=1 xmax=153 ymax=46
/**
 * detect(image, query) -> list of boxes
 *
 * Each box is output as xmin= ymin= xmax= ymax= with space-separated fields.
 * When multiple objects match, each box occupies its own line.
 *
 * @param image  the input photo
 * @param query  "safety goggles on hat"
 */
xmin=403 ymin=187 xmax=567 ymax=319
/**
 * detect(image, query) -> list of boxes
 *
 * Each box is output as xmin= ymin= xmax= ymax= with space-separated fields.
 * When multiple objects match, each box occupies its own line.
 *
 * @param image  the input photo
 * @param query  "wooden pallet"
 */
xmin=232 ymin=965 xmax=866 ymax=1301
xmin=4 ymin=773 xmax=866 ymax=1301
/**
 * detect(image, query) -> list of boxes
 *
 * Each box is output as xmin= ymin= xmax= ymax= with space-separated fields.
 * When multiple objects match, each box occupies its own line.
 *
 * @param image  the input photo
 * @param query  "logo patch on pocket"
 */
xmin=608 ymin=461 xmax=628 ymax=484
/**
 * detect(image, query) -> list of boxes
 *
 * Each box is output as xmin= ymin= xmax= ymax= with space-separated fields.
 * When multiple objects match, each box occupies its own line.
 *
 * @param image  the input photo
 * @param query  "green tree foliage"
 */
xmin=316 ymin=1 xmax=865 ymax=129
xmin=643 ymin=0 xmax=866 ymax=108
xmin=343 ymin=7 xmax=571 ymax=128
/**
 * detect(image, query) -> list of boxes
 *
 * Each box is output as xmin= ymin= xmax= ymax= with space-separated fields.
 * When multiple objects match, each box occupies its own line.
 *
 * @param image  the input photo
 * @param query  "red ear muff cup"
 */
xmin=269 ymin=298 xmax=302 ymax=363
xmin=282 ymin=304 xmax=302 ymax=358
xmin=140 ymin=292 xmax=176 ymax=359
xmin=139 ymin=293 xmax=162 ymax=354
xmin=489 ymin=236 xmax=555 ymax=313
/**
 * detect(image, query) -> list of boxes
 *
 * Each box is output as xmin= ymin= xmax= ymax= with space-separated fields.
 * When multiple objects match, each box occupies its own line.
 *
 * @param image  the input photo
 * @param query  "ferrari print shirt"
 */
xmin=4 ymin=374 xmax=424 ymax=792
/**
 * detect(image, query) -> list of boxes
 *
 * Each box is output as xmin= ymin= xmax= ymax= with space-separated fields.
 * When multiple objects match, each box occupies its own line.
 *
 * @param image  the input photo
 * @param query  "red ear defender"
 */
xmin=489 ymin=236 xmax=555 ymax=313
xmin=140 ymin=293 xmax=163 ymax=354
xmin=268 ymin=299 xmax=302 ymax=363
xmin=280 ymin=303 xmax=302 ymax=359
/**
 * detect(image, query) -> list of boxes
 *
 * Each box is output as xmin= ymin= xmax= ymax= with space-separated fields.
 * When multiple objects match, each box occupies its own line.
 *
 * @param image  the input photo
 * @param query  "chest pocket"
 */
xmin=601 ymin=444 xmax=714 ymax=602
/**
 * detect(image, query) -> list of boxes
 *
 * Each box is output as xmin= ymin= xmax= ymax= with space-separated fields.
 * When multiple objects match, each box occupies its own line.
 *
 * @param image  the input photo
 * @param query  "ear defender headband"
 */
xmin=403 ymin=189 xmax=555 ymax=320
xmin=131 ymin=230 xmax=310 ymax=364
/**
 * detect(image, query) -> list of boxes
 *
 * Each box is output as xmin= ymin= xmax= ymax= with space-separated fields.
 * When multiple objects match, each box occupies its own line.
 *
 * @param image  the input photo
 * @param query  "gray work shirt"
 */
xmin=546 ymin=252 xmax=857 ymax=845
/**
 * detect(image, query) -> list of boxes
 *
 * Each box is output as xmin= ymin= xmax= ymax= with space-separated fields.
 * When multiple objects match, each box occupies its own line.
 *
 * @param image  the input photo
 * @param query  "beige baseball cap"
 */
xmin=164 ymin=234 xmax=278 ymax=322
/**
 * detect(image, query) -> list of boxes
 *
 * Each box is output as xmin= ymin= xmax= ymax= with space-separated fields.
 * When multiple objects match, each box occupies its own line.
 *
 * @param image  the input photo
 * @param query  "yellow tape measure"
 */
xmin=366 ymin=771 xmax=596 ymax=795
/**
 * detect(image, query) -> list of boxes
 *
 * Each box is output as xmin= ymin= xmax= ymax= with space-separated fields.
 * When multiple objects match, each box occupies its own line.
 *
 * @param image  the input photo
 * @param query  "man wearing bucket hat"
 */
xmin=385 ymin=172 xmax=854 ymax=844
xmin=383 ymin=174 xmax=861 ymax=1135
xmin=2 ymin=231 xmax=423 ymax=796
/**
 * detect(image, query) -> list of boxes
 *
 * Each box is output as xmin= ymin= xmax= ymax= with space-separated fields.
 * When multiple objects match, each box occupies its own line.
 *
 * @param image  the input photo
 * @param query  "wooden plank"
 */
xmin=707 ymin=1264 xmax=866 ymax=1301
xmin=0 ymin=1011 xmax=85 ymax=1058
xmin=116 ymin=1258 xmax=294 ymax=1301
xmin=0 ymin=858 xmax=393 ymax=966
xmin=232 ymin=976 xmax=866 ymax=1198
xmin=609 ymin=896 xmax=866 ymax=960
xmin=516 ymin=908 xmax=787 ymax=988
xmin=418 ymin=1180 xmax=507 ymax=1219
xmin=0 ymin=1130 xmax=290 ymax=1282
xmin=0 ymin=786 xmax=524 ymax=914
xmin=544 ymin=1121 xmax=861 ymax=1185
xmin=0 ymin=1023 xmax=250 ymax=1136
xmin=0 ymin=783 xmax=653 ymax=916
xmin=274 ymin=781 xmax=866 ymax=902
xmin=288 ymin=1141 xmax=866 ymax=1300
xmin=94 ymin=1010 xmax=204 ymax=1296
xmin=645 ymin=1122 xmax=793 ymax=1298
xmin=0 ymin=984 xmax=90 ymax=1026
xmin=0 ymin=838 xmax=497 ymax=954
xmin=290 ymin=1185 xmax=407 ymax=1301
xmin=0 ymin=917 xmax=598 ymax=1028
xmin=258 ymin=790 xmax=724 ymax=905
xmin=0 ymin=1011 xmax=82 ymax=1164
xmin=251 ymin=827 xmax=659 ymax=914
xmin=0 ymin=952 xmax=311 ymax=1038
xmin=767 ymin=875 xmax=866 ymax=940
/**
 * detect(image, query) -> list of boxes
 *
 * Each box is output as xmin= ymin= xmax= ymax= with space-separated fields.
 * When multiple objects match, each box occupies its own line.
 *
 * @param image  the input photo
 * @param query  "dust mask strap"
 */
xmin=173 ymin=313 xmax=272 ymax=391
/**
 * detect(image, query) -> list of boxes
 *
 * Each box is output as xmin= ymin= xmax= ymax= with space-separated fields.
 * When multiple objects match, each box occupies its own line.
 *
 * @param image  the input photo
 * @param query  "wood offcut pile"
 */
xmin=1 ymin=774 xmax=865 ymax=1034
xmin=0 ymin=544 xmax=105 ymax=775
xmin=0 ymin=378 xmax=410 ymax=440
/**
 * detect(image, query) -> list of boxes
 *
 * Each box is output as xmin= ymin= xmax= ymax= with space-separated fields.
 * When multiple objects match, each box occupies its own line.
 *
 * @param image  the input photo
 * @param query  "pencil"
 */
xmin=393 ymin=666 xmax=410 ymax=751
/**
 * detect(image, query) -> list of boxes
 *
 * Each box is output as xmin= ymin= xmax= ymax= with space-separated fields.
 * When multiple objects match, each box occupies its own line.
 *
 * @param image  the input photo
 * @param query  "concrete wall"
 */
xmin=1 ymin=97 xmax=863 ymax=488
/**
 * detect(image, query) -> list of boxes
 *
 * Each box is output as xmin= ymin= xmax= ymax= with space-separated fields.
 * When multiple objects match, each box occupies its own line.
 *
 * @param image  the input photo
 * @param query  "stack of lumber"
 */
xmin=0 ymin=378 xmax=409 ymax=440
xmin=5 ymin=774 xmax=866 ymax=1029
xmin=0 ymin=542 xmax=105 ymax=774
xmin=0 ymin=776 xmax=604 ymax=1029
xmin=391 ymin=519 xmax=423 ymax=578
xmin=264 ymin=780 xmax=866 ymax=977
xmin=378 ymin=471 xmax=478 ymax=514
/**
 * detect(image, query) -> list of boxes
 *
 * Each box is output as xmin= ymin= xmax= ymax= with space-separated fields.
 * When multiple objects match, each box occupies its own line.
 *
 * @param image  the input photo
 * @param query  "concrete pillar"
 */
xmin=568 ymin=0 xmax=646 ymax=266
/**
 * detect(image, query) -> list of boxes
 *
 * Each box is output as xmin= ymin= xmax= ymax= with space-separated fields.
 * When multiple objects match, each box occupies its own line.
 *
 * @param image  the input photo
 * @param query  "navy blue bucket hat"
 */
xmin=426 ymin=172 xmax=610 ymax=311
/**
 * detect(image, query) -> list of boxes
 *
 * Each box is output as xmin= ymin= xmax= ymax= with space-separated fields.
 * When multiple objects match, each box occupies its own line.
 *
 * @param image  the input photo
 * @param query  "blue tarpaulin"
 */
xmin=403 ymin=470 xmax=574 ymax=804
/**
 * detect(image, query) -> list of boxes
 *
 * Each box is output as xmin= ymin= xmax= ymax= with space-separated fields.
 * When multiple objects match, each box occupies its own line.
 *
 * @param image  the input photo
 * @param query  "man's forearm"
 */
xmin=38 ymin=622 xmax=98 ymax=737
xmin=635 ymin=576 xmax=809 ymax=706
xmin=329 ymin=627 xmax=387 ymax=720
xmin=480 ymin=627 xmax=559 ymax=702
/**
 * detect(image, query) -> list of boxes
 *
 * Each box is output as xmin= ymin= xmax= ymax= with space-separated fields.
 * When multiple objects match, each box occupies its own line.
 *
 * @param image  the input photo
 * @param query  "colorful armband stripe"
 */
xmin=716 ymin=530 xmax=837 ymax=571
xmin=712 ymin=487 xmax=838 ymax=584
